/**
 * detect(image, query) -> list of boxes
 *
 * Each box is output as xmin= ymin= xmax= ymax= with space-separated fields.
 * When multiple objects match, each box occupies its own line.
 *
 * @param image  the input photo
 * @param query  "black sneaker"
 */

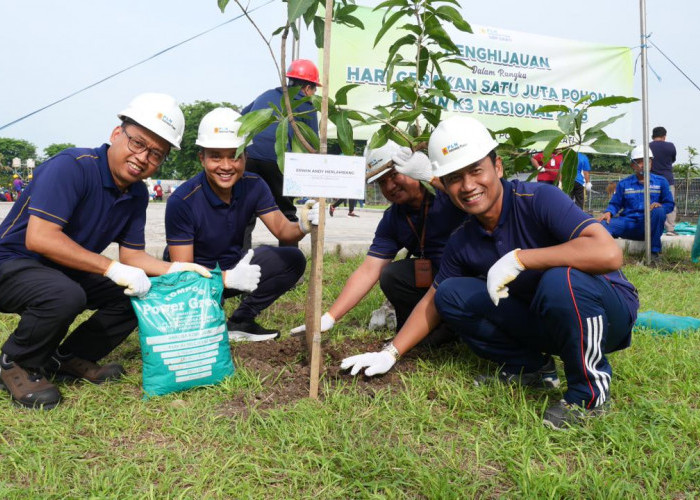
xmin=543 ymin=399 xmax=608 ymax=430
xmin=0 ymin=354 xmax=62 ymax=409
xmin=474 ymin=357 xmax=560 ymax=389
xmin=227 ymin=319 xmax=280 ymax=342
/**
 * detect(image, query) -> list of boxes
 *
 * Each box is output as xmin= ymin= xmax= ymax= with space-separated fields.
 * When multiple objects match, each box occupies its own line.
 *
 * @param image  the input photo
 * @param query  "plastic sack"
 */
xmin=634 ymin=310 xmax=700 ymax=335
xmin=131 ymin=268 xmax=234 ymax=397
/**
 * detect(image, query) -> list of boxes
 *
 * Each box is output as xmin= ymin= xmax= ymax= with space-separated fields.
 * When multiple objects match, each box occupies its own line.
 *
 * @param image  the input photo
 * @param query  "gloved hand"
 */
xmin=486 ymin=249 xmax=525 ymax=306
xmin=104 ymin=261 xmax=151 ymax=298
xmin=290 ymin=312 xmax=335 ymax=335
xmin=298 ymin=199 xmax=320 ymax=234
xmin=392 ymin=148 xmax=433 ymax=182
xmin=168 ymin=262 xmax=212 ymax=278
xmin=340 ymin=349 xmax=397 ymax=377
xmin=584 ymin=181 xmax=593 ymax=192
xmin=223 ymin=249 xmax=261 ymax=292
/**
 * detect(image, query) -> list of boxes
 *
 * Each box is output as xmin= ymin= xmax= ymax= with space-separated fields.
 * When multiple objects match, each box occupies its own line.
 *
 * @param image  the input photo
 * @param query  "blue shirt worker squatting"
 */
xmin=291 ymin=140 xmax=466 ymax=344
xmin=341 ymin=116 xmax=640 ymax=430
xmin=598 ymin=145 xmax=674 ymax=262
xmin=241 ymin=59 xmax=320 ymax=248
xmin=164 ymin=107 xmax=319 ymax=342
xmin=0 ymin=93 xmax=211 ymax=410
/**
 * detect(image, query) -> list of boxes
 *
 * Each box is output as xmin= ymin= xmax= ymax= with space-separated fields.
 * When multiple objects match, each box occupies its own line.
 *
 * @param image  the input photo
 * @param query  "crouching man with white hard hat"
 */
xmin=0 ymin=93 xmax=210 ymax=410
xmin=291 ymin=140 xmax=465 ymax=345
xmin=164 ymin=107 xmax=318 ymax=341
xmin=598 ymin=145 xmax=674 ymax=262
xmin=341 ymin=116 xmax=640 ymax=429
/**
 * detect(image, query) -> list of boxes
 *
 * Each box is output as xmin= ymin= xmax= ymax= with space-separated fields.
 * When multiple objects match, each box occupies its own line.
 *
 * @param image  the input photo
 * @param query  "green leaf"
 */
xmin=330 ymin=111 xmax=354 ymax=155
xmin=557 ymin=112 xmax=576 ymax=136
xmin=590 ymin=137 xmax=634 ymax=155
xmin=398 ymin=23 xmax=422 ymax=36
xmin=374 ymin=0 xmax=410 ymax=11
xmin=535 ymin=105 xmax=570 ymax=114
xmin=295 ymin=121 xmax=320 ymax=151
xmin=391 ymin=80 xmax=418 ymax=103
xmin=386 ymin=34 xmax=416 ymax=68
xmin=313 ymin=16 xmax=324 ymax=48
xmin=302 ymin=4 xmax=318 ymax=26
xmin=218 ymin=0 xmax=229 ymax=13
xmin=275 ymin=117 xmax=289 ymax=172
xmin=339 ymin=15 xmax=364 ymax=29
xmin=521 ymin=129 xmax=566 ymax=147
xmin=374 ymin=10 xmax=406 ymax=47
xmin=559 ymin=149 xmax=578 ymax=194
xmin=574 ymin=94 xmax=594 ymax=106
xmin=345 ymin=110 xmax=365 ymax=122
xmin=417 ymin=46 xmax=430 ymax=81
xmin=495 ymin=127 xmax=524 ymax=147
xmin=334 ymin=84 xmax=360 ymax=106
xmin=543 ymin=133 xmax=566 ymax=162
xmin=584 ymin=113 xmax=626 ymax=135
xmin=587 ymin=95 xmax=639 ymax=108
xmin=435 ymin=5 xmax=472 ymax=32
xmin=369 ymin=125 xmax=392 ymax=149
xmin=287 ymin=0 xmax=317 ymax=24
xmin=238 ymin=108 xmax=274 ymax=138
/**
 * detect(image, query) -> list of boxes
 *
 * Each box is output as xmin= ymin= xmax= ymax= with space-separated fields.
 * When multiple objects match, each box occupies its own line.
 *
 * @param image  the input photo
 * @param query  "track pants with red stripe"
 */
xmin=434 ymin=267 xmax=634 ymax=409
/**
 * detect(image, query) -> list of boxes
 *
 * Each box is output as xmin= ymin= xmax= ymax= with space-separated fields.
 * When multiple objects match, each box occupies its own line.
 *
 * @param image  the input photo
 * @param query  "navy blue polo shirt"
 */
xmin=164 ymin=171 xmax=278 ymax=269
xmin=434 ymin=179 xmax=638 ymax=314
xmin=0 ymin=145 xmax=148 ymax=268
xmin=241 ymin=87 xmax=319 ymax=163
xmin=368 ymin=189 xmax=466 ymax=268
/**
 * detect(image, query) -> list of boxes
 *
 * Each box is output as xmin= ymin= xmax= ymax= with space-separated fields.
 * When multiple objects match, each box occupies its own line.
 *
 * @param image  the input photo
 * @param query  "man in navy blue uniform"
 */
xmin=291 ymin=140 xmax=465 ymax=344
xmin=0 ymin=93 xmax=209 ymax=410
xmin=648 ymin=126 xmax=677 ymax=234
xmin=599 ymin=145 xmax=674 ymax=261
xmin=165 ymin=108 xmax=318 ymax=342
xmin=342 ymin=116 xmax=639 ymax=429
xmin=241 ymin=59 xmax=320 ymax=247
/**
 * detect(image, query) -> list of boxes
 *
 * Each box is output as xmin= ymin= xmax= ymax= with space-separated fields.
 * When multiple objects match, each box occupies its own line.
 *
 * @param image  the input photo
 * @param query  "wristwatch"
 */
xmin=382 ymin=341 xmax=401 ymax=361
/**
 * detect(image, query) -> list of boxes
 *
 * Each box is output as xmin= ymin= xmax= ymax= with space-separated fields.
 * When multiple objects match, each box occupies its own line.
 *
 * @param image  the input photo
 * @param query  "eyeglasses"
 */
xmin=121 ymin=127 xmax=168 ymax=166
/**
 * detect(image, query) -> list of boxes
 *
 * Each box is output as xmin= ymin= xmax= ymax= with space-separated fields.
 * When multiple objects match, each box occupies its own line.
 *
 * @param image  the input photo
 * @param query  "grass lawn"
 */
xmin=0 ymin=251 xmax=698 ymax=498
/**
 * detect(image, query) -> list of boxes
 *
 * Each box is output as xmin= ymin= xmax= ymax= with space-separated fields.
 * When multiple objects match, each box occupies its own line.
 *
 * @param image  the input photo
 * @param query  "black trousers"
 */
xmin=224 ymin=246 xmax=306 ymax=321
xmin=379 ymin=259 xmax=432 ymax=330
xmin=0 ymin=259 xmax=137 ymax=368
xmin=571 ymin=182 xmax=585 ymax=209
xmin=244 ymin=158 xmax=298 ymax=249
xmin=332 ymin=198 xmax=357 ymax=212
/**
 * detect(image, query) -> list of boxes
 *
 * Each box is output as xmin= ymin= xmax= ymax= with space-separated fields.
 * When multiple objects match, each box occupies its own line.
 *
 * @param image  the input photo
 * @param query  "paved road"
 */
xmin=0 ymin=201 xmax=383 ymax=259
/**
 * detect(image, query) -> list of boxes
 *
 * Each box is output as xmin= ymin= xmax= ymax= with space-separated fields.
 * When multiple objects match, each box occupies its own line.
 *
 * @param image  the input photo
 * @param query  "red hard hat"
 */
xmin=286 ymin=59 xmax=322 ymax=86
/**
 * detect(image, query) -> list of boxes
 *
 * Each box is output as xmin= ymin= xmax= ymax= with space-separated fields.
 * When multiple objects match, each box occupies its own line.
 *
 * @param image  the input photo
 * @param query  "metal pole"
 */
xmin=639 ymin=0 xmax=652 ymax=264
xmin=291 ymin=18 xmax=301 ymax=60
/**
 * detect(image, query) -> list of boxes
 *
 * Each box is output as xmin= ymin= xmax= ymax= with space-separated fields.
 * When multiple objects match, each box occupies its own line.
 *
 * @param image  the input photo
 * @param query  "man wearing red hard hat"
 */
xmin=241 ymin=59 xmax=321 ymax=248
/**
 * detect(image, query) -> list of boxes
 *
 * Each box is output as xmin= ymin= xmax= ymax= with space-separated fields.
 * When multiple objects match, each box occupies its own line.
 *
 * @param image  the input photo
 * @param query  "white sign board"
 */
xmin=283 ymin=153 xmax=365 ymax=199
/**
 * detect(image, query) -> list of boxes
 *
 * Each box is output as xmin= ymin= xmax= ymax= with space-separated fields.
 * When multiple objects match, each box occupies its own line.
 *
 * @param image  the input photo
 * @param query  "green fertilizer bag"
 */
xmin=131 ymin=268 xmax=234 ymax=397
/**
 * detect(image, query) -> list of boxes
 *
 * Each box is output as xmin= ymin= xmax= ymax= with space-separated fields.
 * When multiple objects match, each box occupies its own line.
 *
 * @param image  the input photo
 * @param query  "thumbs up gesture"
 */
xmin=223 ymin=250 xmax=261 ymax=292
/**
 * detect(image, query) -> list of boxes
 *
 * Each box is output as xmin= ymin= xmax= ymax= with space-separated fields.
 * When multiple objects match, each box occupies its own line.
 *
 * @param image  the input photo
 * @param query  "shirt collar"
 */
xmin=98 ymin=144 xmax=121 ymax=191
xmin=199 ymin=171 xmax=242 ymax=208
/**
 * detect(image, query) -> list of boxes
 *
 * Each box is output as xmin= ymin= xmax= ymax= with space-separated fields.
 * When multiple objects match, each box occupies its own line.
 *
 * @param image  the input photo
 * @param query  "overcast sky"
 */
xmin=1 ymin=0 xmax=698 ymax=162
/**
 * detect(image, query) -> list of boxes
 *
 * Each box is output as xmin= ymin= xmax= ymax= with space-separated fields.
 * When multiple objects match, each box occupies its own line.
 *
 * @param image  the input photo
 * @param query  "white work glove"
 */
xmin=167 ymin=262 xmax=212 ymax=278
xmin=104 ymin=261 xmax=151 ymax=298
xmin=486 ymin=249 xmax=525 ymax=306
xmin=584 ymin=181 xmax=593 ymax=192
xmin=298 ymin=199 xmax=320 ymax=234
xmin=290 ymin=312 xmax=336 ymax=335
xmin=392 ymin=148 xmax=433 ymax=182
xmin=223 ymin=249 xmax=261 ymax=292
xmin=341 ymin=344 xmax=398 ymax=377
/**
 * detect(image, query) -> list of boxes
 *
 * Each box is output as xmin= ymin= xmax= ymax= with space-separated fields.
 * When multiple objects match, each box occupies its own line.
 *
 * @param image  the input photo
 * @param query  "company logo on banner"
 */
xmin=325 ymin=7 xmax=635 ymax=145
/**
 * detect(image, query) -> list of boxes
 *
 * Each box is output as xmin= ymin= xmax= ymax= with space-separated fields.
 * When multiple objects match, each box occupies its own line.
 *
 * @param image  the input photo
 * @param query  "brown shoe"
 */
xmin=49 ymin=356 xmax=125 ymax=385
xmin=0 ymin=356 xmax=62 ymax=409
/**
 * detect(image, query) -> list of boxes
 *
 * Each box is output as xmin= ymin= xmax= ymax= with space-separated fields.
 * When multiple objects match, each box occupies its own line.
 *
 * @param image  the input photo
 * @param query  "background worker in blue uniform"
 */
xmin=241 ymin=59 xmax=320 ymax=248
xmin=341 ymin=116 xmax=639 ymax=430
xmin=291 ymin=140 xmax=465 ymax=345
xmin=0 ymin=93 xmax=210 ymax=410
xmin=571 ymin=152 xmax=592 ymax=209
xmin=598 ymin=145 xmax=674 ymax=261
xmin=164 ymin=108 xmax=318 ymax=342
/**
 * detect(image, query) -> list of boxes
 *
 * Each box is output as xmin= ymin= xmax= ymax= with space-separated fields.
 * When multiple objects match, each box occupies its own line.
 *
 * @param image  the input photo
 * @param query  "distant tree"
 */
xmin=158 ymin=100 xmax=240 ymax=180
xmin=589 ymin=153 xmax=629 ymax=174
xmin=43 ymin=142 xmax=76 ymax=160
xmin=0 ymin=138 xmax=37 ymax=165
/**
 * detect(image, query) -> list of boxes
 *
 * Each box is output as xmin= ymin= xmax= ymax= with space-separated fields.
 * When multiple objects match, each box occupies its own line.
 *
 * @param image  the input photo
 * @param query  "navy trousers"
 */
xmin=434 ymin=267 xmax=634 ymax=409
xmin=0 ymin=259 xmax=137 ymax=368
xmin=600 ymin=207 xmax=666 ymax=253
xmin=379 ymin=259 xmax=431 ymax=330
xmin=226 ymin=245 xmax=305 ymax=321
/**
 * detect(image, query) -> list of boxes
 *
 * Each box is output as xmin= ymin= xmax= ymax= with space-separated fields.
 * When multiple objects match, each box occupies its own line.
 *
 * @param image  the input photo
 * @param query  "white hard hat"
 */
xmin=118 ymin=93 xmax=185 ymax=150
xmin=631 ymin=144 xmax=653 ymax=160
xmin=195 ymin=108 xmax=245 ymax=148
xmin=428 ymin=116 xmax=499 ymax=178
xmin=365 ymin=139 xmax=402 ymax=183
